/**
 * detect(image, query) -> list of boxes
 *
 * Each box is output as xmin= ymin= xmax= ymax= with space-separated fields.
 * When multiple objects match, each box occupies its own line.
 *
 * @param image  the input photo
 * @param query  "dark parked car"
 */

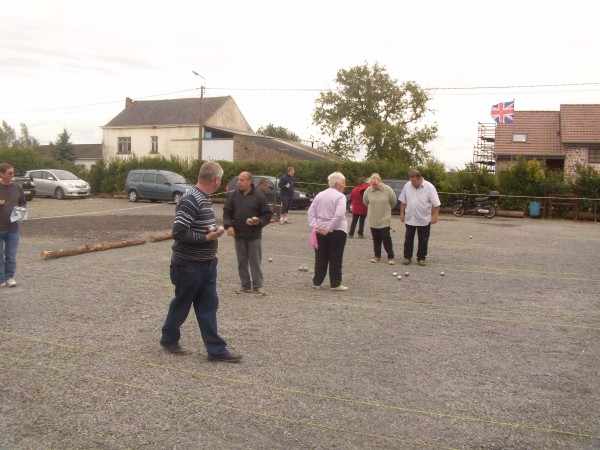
xmin=124 ymin=169 xmax=195 ymax=203
xmin=225 ymin=175 xmax=313 ymax=209
xmin=14 ymin=175 xmax=36 ymax=201
xmin=346 ymin=179 xmax=408 ymax=213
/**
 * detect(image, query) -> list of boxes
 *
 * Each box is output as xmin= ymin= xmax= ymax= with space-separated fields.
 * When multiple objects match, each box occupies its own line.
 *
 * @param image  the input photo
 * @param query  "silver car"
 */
xmin=24 ymin=169 xmax=91 ymax=199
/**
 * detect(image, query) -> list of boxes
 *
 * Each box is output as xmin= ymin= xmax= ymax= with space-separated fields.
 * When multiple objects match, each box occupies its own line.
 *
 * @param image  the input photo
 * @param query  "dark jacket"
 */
xmin=278 ymin=173 xmax=295 ymax=197
xmin=223 ymin=185 xmax=272 ymax=240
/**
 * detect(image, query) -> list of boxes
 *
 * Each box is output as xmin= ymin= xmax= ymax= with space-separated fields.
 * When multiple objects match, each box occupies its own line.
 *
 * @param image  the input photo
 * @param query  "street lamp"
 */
xmin=192 ymin=71 xmax=205 ymax=161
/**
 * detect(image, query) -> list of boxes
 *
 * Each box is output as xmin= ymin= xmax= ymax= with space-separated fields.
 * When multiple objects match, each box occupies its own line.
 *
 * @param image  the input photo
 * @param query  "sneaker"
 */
xmin=331 ymin=285 xmax=349 ymax=291
xmin=417 ymin=259 xmax=426 ymax=267
xmin=6 ymin=278 xmax=16 ymax=287
xmin=370 ymin=257 xmax=380 ymax=263
xmin=235 ymin=288 xmax=252 ymax=294
xmin=357 ymin=235 xmax=364 ymax=239
xmin=280 ymin=218 xmax=284 ymax=224
xmin=403 ymin=258 xmax=412 ymax=265
xmin=313 ymin=284 xmax=322 ymax=289
xmin=0 ymin=282 xmax=6 ymax=287
xmin=348 ymin=235 xmax=354 ymax=239
xmin=160 ymin=342 xmax=188 ymax=355
xmin=254 ymin=287 xmax=266 ymax=296
xmin=388 ymin=259 xmax=396 ymax=265
xmin=207 ymin=351 xmax=242 ymax=363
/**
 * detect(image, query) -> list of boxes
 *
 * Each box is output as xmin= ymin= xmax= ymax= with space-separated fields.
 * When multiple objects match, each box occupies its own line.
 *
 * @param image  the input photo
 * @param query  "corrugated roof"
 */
xmin=494 ymin=111 xmax=563 ymax=156
xmin=560 ymin=104 xmax=600 ymax=143
xmin=103 ymin=97 xmax=231 ymax=127
xmin=37 ymin=144 xmax=102 ymax=159
xmin=206 ymin=125 xmax=344 ymax=162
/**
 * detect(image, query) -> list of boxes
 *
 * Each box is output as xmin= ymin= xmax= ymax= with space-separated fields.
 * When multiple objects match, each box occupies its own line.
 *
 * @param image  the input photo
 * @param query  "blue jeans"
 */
xmin=160 ymin=258 xmax=228 ymax=356
xmin=0 ymin=229 xmax=19 ymax=283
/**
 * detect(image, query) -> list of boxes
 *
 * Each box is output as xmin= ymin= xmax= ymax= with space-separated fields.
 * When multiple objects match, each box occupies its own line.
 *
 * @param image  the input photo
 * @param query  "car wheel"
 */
xmin=128 ymin=190 xmax=139 ymax=202
xmin=26 ymin=196 xmax=33 ymax=202
xmin=172 ymin=192 xmax=183 ymax=204
xmin=55 ymin=188 xmax=65 ymax=200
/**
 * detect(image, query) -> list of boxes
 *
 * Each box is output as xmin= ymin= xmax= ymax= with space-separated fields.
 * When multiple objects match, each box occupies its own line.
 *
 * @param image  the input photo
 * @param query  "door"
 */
xmin=139 ymin=173 xmax=156 ymax=198
xmin=154 ymin=173 xmax=171 ymax=200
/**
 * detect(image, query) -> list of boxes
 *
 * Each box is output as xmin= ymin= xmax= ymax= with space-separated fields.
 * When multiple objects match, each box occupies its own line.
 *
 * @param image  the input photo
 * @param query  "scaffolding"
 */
xmin=472 ymin=122 xmax=496 ymax=174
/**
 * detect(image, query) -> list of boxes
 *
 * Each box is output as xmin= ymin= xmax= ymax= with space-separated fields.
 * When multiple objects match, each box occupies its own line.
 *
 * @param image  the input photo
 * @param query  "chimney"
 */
xmin=125 ymin=97 xmax=133 ymax=109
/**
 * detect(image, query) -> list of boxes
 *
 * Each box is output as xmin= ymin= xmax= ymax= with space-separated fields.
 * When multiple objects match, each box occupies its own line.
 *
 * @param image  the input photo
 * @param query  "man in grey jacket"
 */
xmin=224 ymin=171 xmax=272 ymax=295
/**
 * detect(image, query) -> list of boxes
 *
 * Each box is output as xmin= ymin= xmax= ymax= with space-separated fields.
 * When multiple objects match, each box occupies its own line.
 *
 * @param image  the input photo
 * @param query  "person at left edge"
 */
xmin=223 ymin=171 xmax=272 ymax=296
xmin=0 ymin=163 xmax=27 ymax=288
xmin=160 ymin=161 xmax=242 ymax=363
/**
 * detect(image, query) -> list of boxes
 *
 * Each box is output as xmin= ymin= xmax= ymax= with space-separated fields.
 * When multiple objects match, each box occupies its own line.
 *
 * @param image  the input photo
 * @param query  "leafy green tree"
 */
xmin=0 ymin=121 xmax=17 ymax=148
xmin=256 ymin=123 xmax=300 ymax=142
xmin=15 ymin=123 xmax=39 ymax=148
xmin=312 ymin=62 xmax=437 ymax=164
xmin=51 ymin=128 xmax=76 ymax=163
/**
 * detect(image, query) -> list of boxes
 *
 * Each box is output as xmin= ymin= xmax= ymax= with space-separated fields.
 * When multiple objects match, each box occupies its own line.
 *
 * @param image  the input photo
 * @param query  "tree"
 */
xmin=51 ymin=128 xmax=76 ymax=163
xmin=256 ymin=123 xmax=300 ymax=142
xmin=312 ymin=62 xmax=437 ymax=164
xmin=15 ymin=123 xmax=39 ymax=148
xmin=0 ymin=121 xmax=17 ymax=148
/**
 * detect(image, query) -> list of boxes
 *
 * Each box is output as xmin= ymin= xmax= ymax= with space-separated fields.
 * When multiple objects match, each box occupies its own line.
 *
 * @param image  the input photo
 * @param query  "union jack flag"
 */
xmin=491 ymin=101 xmax=515 ymax=124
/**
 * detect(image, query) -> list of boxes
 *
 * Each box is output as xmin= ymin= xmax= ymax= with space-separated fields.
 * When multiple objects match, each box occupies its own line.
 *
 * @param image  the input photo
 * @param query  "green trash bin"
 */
xmin=529 ymin=201 xmax=541 ymax=217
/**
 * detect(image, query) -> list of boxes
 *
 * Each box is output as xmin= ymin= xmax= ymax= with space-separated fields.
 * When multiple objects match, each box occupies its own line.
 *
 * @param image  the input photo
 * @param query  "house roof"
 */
xmin=560 ymin=104 xmax=600 ymax=144
xmin=103 ymin=97 xmax=231 ymax=127
xmin=37 ymin=144 xmax=103 ymax=159
xmin=494 ymin=111 xmax=562 ymax=156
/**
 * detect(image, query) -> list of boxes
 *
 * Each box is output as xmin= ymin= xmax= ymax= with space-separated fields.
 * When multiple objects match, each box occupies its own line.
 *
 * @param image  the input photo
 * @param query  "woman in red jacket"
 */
xmin=348 ymin=177 xmax=370 ymax=239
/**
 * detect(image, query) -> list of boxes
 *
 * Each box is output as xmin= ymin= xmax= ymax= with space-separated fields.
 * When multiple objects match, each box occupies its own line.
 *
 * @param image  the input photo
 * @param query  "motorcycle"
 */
xmin=452 ymin=190 xmax=499 ymax=219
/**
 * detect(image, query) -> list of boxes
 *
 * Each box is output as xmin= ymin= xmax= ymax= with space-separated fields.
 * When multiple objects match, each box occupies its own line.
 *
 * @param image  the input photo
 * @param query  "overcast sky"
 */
xmin=2 ymin=0 xmax=599 ymax=168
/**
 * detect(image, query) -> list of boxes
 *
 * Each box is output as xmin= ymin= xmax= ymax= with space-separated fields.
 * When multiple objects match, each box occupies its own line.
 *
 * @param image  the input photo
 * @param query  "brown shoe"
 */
xmin=207 ymin=352 xmax=242 ymax=363
xmin=160 ymin=343 xmax=188 ymax=355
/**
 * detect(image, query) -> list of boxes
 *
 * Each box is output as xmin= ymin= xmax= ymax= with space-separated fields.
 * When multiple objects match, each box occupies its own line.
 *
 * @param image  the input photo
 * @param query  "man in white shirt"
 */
xmin=399 ymin=169 xmax=441 ymax=266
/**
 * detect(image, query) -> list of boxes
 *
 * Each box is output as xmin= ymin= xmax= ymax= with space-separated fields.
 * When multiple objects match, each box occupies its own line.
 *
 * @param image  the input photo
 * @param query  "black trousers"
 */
xmin=313 ymin=230 xmax=347 ymax=288
xmin=403 ymin=223 xmax=431 ymax=260
xmin=349 ymin=213 xmax=366 ymax=237
xmin=371 ymin=227 xmax=394 ymax=259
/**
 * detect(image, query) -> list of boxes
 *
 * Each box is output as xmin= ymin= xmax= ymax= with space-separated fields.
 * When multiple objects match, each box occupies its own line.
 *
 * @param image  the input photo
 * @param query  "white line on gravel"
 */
xmin=25 ymin=203 xmax=167 ymax=220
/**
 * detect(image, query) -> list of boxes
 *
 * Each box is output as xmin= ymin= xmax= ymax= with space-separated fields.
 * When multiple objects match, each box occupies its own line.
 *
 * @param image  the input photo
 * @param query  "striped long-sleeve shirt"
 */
xmin=171 ymin=186 xmax=218 ymax=265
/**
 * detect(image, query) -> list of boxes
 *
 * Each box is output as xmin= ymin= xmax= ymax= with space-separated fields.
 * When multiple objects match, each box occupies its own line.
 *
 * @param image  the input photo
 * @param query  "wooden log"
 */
xmin=41 ymin=239 xmax=146 ymax=260
xmin=149 ymin=232 xmax=173 ymax=242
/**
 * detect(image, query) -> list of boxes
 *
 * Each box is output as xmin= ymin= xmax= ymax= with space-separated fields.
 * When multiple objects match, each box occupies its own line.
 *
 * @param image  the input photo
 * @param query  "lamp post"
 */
xmin=192 ymin=71 xmax=205 ymax=161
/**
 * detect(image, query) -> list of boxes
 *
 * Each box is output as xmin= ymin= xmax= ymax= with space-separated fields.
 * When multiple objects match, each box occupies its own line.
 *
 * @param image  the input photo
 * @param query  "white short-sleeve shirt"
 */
xmin=399 ymin=179 xmax=441 ymax=226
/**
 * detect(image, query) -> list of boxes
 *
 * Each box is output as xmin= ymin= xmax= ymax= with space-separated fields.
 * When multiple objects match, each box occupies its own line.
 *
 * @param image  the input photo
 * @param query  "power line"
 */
xmin=3 ymin=83 xmax=600 ymax=115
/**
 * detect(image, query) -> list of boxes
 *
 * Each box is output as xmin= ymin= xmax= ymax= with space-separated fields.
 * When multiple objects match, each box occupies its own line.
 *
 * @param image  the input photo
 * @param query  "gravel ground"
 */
xmin=1 ymin=197 xmax=599 ymax=449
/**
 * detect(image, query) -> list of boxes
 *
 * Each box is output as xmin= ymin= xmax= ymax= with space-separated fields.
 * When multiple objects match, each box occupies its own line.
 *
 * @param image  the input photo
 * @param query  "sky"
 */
xmin=2 ymin=0 xmax=600 ymax=169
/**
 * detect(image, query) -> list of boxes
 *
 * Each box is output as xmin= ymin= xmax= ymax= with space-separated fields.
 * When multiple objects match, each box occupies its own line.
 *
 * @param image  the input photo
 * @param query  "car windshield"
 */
xmin=52 ymin=170 xmax=79 ymax=180
xmin=165 ymin=173 xmax=188 ymax=184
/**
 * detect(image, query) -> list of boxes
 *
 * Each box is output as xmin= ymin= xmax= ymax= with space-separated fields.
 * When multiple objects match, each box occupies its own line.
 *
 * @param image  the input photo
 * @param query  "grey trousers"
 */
xmin=234 ymin=238 xmax=263 ymax=289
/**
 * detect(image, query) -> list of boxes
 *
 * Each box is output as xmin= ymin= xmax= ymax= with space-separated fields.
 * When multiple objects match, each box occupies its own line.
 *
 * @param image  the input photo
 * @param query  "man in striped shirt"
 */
xmin=160 ymin=161 xmax=242 ymax=363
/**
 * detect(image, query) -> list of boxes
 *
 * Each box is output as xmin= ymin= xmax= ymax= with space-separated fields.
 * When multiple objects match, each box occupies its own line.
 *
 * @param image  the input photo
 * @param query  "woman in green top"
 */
xmin=363 ymin=173 xmax=397 ymax=264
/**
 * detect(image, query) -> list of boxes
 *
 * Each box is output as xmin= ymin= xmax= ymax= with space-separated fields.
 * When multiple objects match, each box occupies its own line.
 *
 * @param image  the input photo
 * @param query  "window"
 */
xmin=512 ymin=134 xmax=527 ymax=143
xmin=118 ymin=137 xmax=131 ymax=154
xmin=589 ymin=147 xmax=600 ymax=163
xmin=142 ymin=173 xmax=156 ymax=183
xmin=151 ymin=136 xmax=158 ymax=153
xmin=156 ymin=174 xmax=168 ymax=184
